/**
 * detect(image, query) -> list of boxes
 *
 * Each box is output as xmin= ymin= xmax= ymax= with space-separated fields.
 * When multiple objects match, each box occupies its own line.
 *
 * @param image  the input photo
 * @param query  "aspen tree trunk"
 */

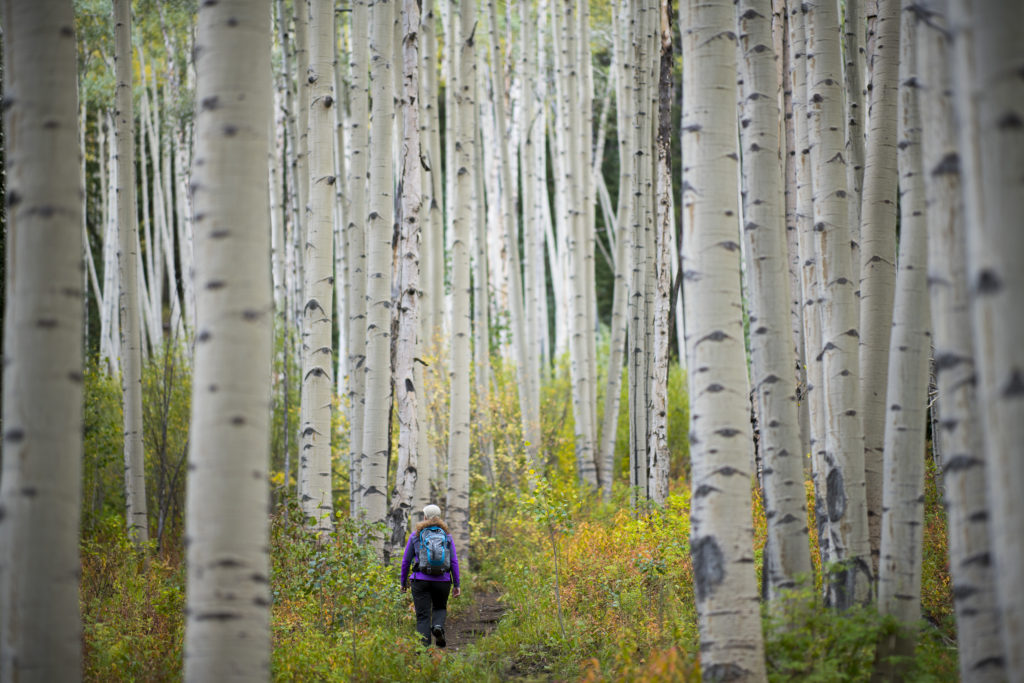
xmin=682 ymin=0 xmax=768 ymax=674
xmin=534 ymin=0 xmax=552 ymax=375
xmin=649 ymin=0 xmax=672 ymax=504
xmin=294 ymin=0 xmax=310 ymax=260
xmin=334 ymin=19 xmax=349 ymax=397
xmin=361 ymin=0 xmax=396 ymax=552
xmin=843 ymin=0 xmax=867 ymax=246
xmin=448 ymin=0 xmax=476 ymax=567
xmin=0 ymin=2 xmax=84 ymax=677
xmin=736 ymin=0 xmax=813 ymax=599
xmin=857 ymin=0 xmax=900 ymax=570
xmin=917 ymin=2 xmax=1005 ymax=676
xmin=487 ymin=0 xmax=540 ymax=468
xmin=388 ymin=0 xmax=423 ymax=560
xmin=804 ymin=0 xmax=872 ymax=607
xmin=114 ymin=0 xmax=149 ymax=547
xmin=297 ymin=0 xmax=336 ymax=533
xmin=346 ymin=0 xmax=369 ymax=515
xmin=954 ymin=0 xmax=1024 ymax=674
xmin=874 ymin=7 xmax=928 ymax=670
xmin=185 ymin=2 xmax=273 ymax=678
xmin=472 ymin=114 xmax=491 ymax=415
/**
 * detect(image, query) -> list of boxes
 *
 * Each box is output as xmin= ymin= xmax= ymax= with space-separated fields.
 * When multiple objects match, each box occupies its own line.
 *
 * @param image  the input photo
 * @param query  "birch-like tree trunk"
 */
xmin=114 ymin=0 xmax=149 ymax=547
xmin=298 ymin=0 xmax=336 ymax=534
xmin=682 ymin=0 xmax=767 ymax=676
xmin=185 ymin=2 xmax=273 ymax=678
xmin=857 ymin=0 xmax=900 ymax=570
xmin=387 ymin=0 xmax=423 ymax=561
xmin=346 ymin=0 xmax=369 ymax=515
xmin=0 ymin=2 xmax=84 ymax=676
xmin=736 ymin=0 xmax=813 ymax=600
xmin=447 ymin=0 xmax=476 ymax=568
xmin=918 ymin=1 xmax=1004 ymax=676
xmin=842 ymin=0 xmax=867 ymax=246
xmin=805 ymin=0 xmax=872 ymax=607
xmin=360 ymin=0 xmax=396 ymax=552
xmin=874 ymin=7 xmax=929 ymax=670
xmin=954 ymin=0 xmax=1024 ymax=674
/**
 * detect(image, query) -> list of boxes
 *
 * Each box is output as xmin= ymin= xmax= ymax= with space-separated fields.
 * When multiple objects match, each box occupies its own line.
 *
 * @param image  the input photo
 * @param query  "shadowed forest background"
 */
xmin=1 ymin=0 xmax=1022 ymax=680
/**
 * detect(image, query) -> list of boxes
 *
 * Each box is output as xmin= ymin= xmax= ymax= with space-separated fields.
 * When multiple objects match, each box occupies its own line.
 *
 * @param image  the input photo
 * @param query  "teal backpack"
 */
xmin=416 ymin=526 xmax=451 ymax=576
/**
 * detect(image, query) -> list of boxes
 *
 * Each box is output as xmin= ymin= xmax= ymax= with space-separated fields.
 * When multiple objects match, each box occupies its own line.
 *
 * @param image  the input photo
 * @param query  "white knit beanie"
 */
xmin=423 ymin=504 xmax=441 ymax=520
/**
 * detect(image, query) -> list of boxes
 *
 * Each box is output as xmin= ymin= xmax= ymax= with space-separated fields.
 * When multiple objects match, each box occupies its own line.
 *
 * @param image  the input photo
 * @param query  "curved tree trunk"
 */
xmin=114 ymin=0 xmax=149 ymax=548
xmin=185 ymin=1 xmax=273 ymax=678
xmin=682 ymin=0 xmax=768 ymax=676
xmin=0 ymin=1 xmax=84 ymax=676
xmin=918 ymin=1 xmax=1004 ymax=675
xmin=737 ymin=0 xmax=813 ymax=600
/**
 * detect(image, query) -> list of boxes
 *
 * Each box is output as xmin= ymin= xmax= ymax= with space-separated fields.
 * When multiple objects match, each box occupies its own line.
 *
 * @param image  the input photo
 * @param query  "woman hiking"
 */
xmin=400 ymin=504 xmax=462 ymax=647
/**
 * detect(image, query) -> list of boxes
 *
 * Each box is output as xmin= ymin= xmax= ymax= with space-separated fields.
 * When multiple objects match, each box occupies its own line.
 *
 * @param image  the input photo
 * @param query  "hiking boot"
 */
xmin=431 ymin=625 xmax=446 ymax=648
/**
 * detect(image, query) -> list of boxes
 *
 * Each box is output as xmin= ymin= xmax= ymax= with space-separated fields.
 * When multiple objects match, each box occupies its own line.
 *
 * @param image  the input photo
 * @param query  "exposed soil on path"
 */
xmin=444 ymin=590 xmax=505 ymax=652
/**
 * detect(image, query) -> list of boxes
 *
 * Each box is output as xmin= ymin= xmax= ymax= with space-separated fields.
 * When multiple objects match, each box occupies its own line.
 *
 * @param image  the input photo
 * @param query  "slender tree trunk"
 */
xmin=874 ymin=7 xmax=928 ymax=671
xmin=917 ymin=2 xmax=1005 ymax=676
xmin=0 ymin=2 xmax=84 ymax=677
xmin=360 ymin=0 xmax=396 ymax=554
xmin=298 ymin=0 xmax=336 ymax=534
xmin=346 ymin=0 xmax=369 ymax=515
xmin=682 ymin=0 xmax=768 ymax=676
xmin=447 ymin=0 xmax=476 ymax=568
xmin=736 ymin=0 xmax=813 ymax=600
xmin=804 ymin=0 xmax=872 ymax=607
xmin=185 ymin=2 xmax=273 ymax=678
xmin=114 ymin=0 xmax=149 ymax=548
xmin=954 ymin=0 xmax=1024 ymax=674
xmin=858 ymin=0 xmax=900 ymax=572
xmin=843 ymin=0 xmax=867 ymax=249
xmin=387 ymin=0 xmax=423 ymax=561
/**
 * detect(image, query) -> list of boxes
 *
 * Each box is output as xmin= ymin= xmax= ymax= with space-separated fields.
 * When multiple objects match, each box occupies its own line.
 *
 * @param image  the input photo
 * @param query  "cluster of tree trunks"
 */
xmin=1 ymin=0 xmax=1022 ymax=680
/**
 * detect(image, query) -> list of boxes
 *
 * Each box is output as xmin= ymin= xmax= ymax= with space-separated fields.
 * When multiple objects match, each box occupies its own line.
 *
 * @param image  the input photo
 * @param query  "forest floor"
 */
xmin=445 ymin=589 xmax=505 ymax=652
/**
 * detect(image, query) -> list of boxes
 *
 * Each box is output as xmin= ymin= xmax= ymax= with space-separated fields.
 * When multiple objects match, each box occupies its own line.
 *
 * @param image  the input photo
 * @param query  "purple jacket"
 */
xmin=400 ymin=527 xmax=460 ymax=587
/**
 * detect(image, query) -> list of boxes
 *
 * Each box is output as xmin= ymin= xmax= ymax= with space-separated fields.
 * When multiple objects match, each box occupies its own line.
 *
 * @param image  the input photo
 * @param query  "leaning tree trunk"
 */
xmin=298 ymin=0 xmax=336 ymax=535
xmin=361 ymin=0 xmax=396 ymax=555
xmin=682 ymin=0 xmax=768 ymax=677
xmin=184 ymin=2 xmax=273 ymax=679
xmin=447 ymin=0 xmax=477 ymax=569
xmin=114 ymin=0 xmax=149 ymax=548
xmin=857 ymin=0 xmax=900 ymax=572
xmin=0 ymin=1 xmax=84 ymax=677
xmin=387 ymin=0 xmax=423 ymax=561
xmin=874 ymin=8 xmax=929 ymax=673
xmin=804 ymin=0 xmax=872 ymax=607
xmin=736 ymin=0 xmax=813 ymax=601
xmin=918 ymin=1 xmax=1004 ymax=677
xmin=955 ymin=0 xmax=1024 ymax=674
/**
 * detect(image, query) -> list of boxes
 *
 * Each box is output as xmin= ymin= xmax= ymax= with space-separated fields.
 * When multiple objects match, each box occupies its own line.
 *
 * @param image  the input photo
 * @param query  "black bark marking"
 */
xmin=213 ymin=558 xmax=245 ymax=569
xmin=693 ymin=484 xmax=720 ymax=498
xmin=973 ymin=657 xmax=1006 ymax=671
xmin=692 ymin=536 xmax=725 ymax=602
xmin=223 ymin=124 xmax=238 ymax=137
xmin=976 ymin=269 xmax=1002 ymax=295
xmin=194 ymin=612 xmax=242 ymax=622
xmin=997 ymin=111 xmax=1023 ymax=130
xmin=890 ymin=404 xmax=902 ymax=411
xmin=230 ymin=416 xmax=246 ymax=426
xmin=1002 ymin=369 xmax=1024 ymax=397
xmin=21 ymin=487 xmax=38 ymax=498
xmin=206 ymin=280 xmax=226 ymax=290
xmin=712 ymin=466 xmax=743 ymax=477
xmin=963 ymin=551 xmax=991 ymax=567
xmin=934 ymin=352 xmax=968 ymax=371
xmin=943 ymin=455 xmax=982 ymax=473
xmin=697 ymin=330 xmax=730 ymax=345
xmin=777 ymin=513 xmax=799 ymax=524
xmin=4 ymin=429 xmax=25 ymax=444
xmin=707 ymin=383 xmax=725 ymax=393
xmin=715 ymin=428 xmax=742 ymax=438
xmin=201 ymin=96 xmax=220 ymax=111
xmin=826 ymin=469 xmax=846 ymax=522
xmin=242 ymin=309 xmax=262 ymax=321
xmin=211 ymin=229 xmax=231 ymax=239
xmin=953 ymin=584 xmax=978 ymax=601
xmin=36 ymin=318 xmax=58 ymax=329
xmin=226 ymin=16 xmax=239 ymax=27
xmin=931 ymin=152 xmax=959 ymax=176
xmin=69 ymin=371 xmax=84 ymax=384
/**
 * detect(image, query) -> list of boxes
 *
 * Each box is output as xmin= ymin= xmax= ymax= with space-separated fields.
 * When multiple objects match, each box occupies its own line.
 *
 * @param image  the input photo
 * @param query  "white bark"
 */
xmin=805 ymin=0 xmax=871 ymax=606
xmin=918 ymin=1 xmax=1004 ymax=676
xmin=955 ymin=0 xmax=1024 ymax=676
xmin=858 ymin=0 xmax=900 ymax=570
xmin=842 ymin=0 xmax=867 ymax=246
xmin=736 ymin=0 xmax=813 ymax=599
xmin=185 ymin=2 xmax=273 ymax=678
xmin=388 ymin=0 xmax=423 ymax=561
xmin=682 ymin=0 xmax=767 ymax=676
xmin=875 ymin=6 xmax=929 ymax=666
xmin=0 ymin=1 xmax=84 ymax=677
xmin=447 ymin=0 xmax=476 ymax=568
xmin=360 ymin=0 xmax=396 ymax=552
xmin=114 ymin=0 xmax=149 ymax=547
xmin=298 ymin=0 xmax=336 ymax=534
xmin=346 ymin=0 xmax=369 ymax=515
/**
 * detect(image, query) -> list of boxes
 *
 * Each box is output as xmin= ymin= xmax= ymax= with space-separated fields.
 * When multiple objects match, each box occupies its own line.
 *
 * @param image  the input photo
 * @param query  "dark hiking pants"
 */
xmin=411 ymin=579 xmax=451 ymax=646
